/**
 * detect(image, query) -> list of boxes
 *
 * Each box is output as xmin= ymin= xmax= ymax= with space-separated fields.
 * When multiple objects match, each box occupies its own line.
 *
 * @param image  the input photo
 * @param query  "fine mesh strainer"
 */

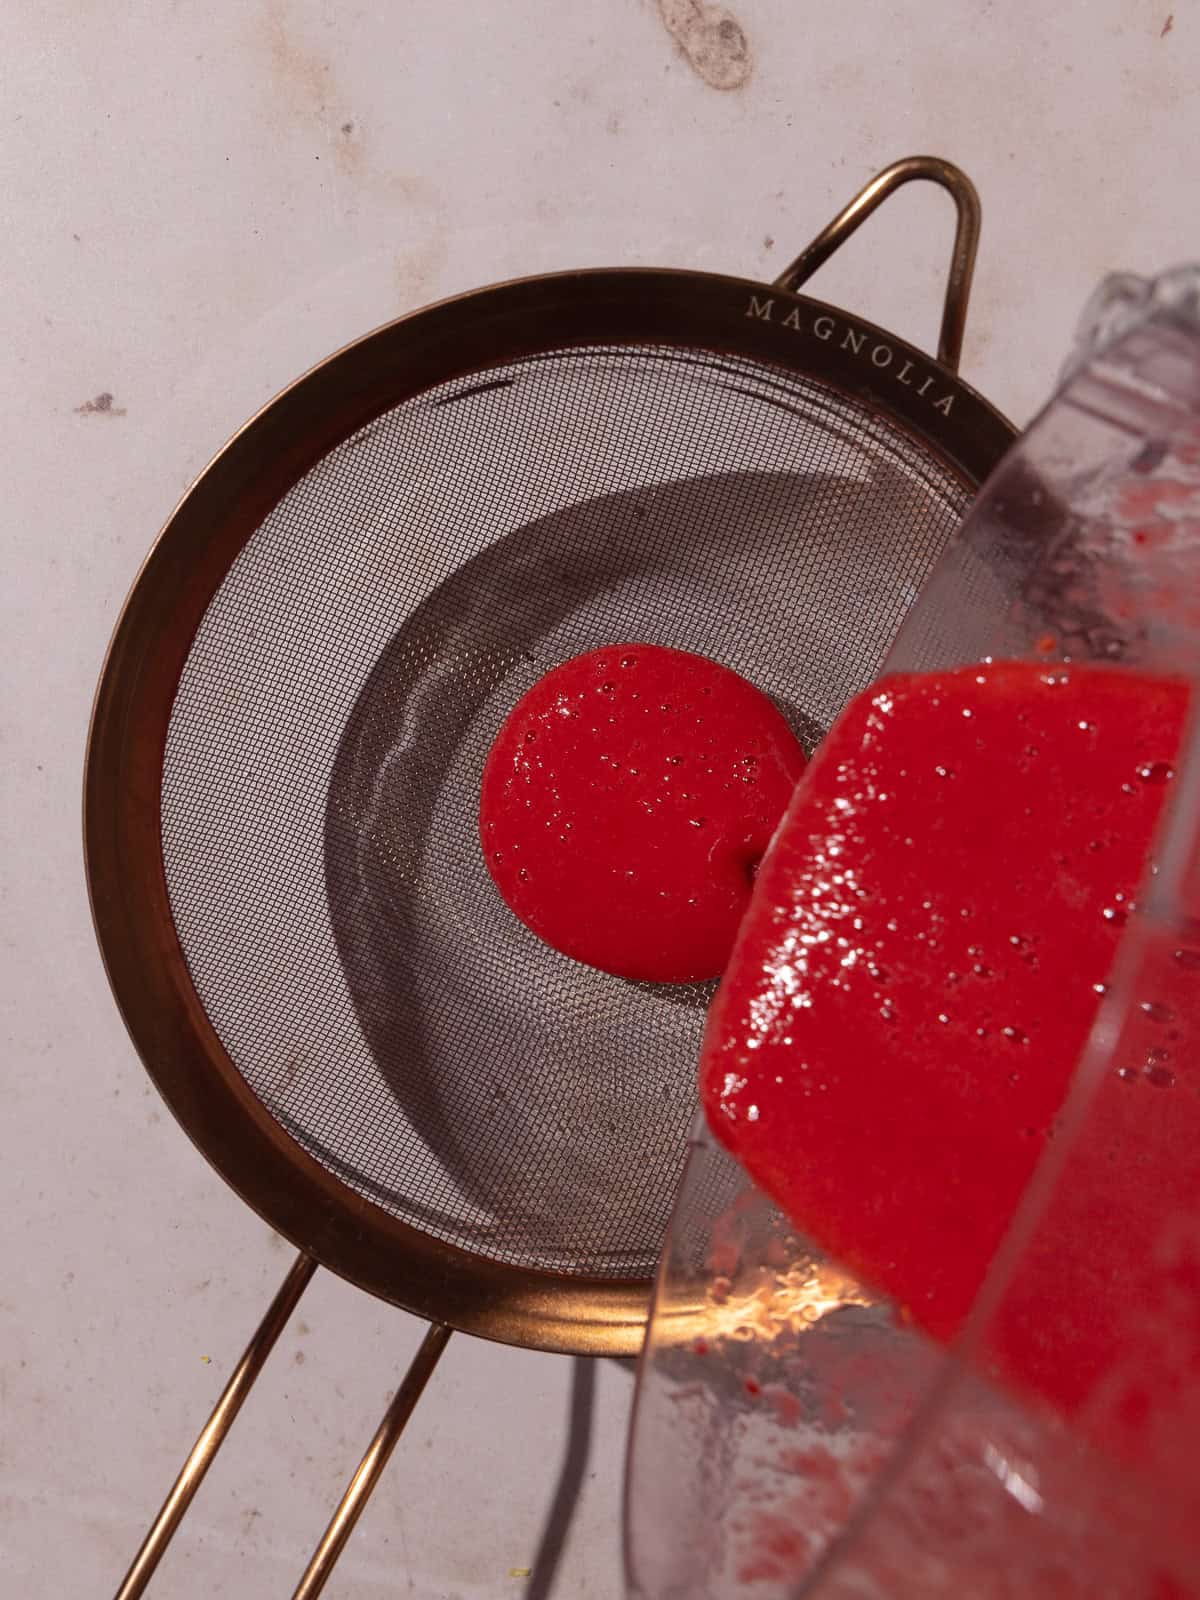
xmin=84 ymin=156 xmax=1015 ymax=1597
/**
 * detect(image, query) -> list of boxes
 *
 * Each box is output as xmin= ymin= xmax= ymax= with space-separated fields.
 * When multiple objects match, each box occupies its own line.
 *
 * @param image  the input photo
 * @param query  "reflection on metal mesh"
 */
xmin=160 ymin=345 xmax=969 ymax=1278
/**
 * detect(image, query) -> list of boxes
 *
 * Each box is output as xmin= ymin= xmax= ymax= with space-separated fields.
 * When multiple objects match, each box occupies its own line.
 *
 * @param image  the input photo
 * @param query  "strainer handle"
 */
xmin=111 ymin=1250 xmax=317 ymax=1599
xmin=773 ymin=154 xmax=981 ymax=373
xmin=291 ymin=1320 xmax=453 ymax=1598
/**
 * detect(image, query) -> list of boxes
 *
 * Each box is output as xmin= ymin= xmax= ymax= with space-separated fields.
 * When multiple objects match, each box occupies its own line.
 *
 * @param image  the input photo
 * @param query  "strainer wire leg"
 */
xmin=292 ymin=1320 xmax=453 ymax=1600
xmin=113 ymin=1250 xmax=318 ymax=1600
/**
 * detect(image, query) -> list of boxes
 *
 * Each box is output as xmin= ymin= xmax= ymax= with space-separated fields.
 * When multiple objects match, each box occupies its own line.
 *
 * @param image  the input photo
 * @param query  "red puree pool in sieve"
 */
xmin=480 ymin=644 xmax=806 ymax=985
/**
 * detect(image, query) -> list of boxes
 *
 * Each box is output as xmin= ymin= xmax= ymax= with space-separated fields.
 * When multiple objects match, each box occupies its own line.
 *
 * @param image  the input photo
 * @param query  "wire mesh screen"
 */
xmin=160 ymin=343 xmax=970 ymax=1279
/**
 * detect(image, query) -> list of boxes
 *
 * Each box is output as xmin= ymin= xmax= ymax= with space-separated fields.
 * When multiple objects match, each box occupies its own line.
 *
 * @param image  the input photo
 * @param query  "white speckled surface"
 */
xmin=2 ymin=2 xmax=1197 ymax=1595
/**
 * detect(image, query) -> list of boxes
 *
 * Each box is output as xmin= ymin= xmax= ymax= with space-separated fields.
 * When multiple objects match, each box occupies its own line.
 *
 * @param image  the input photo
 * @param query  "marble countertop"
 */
xmin=3 ymin=1 xmax=1195 ymax=1595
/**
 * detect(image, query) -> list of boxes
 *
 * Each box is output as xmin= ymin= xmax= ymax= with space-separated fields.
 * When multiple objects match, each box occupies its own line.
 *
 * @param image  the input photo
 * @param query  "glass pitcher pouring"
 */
xmin=625 ymin=268 xmax=1200 ymax=1600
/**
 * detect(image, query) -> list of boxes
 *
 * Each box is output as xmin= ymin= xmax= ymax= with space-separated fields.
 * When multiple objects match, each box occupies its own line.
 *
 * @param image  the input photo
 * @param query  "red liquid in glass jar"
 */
xmin=480 ymin=644 xmax=805 ymax=983
xmin=702 ymin=661 xmax=1195 ymax=1424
